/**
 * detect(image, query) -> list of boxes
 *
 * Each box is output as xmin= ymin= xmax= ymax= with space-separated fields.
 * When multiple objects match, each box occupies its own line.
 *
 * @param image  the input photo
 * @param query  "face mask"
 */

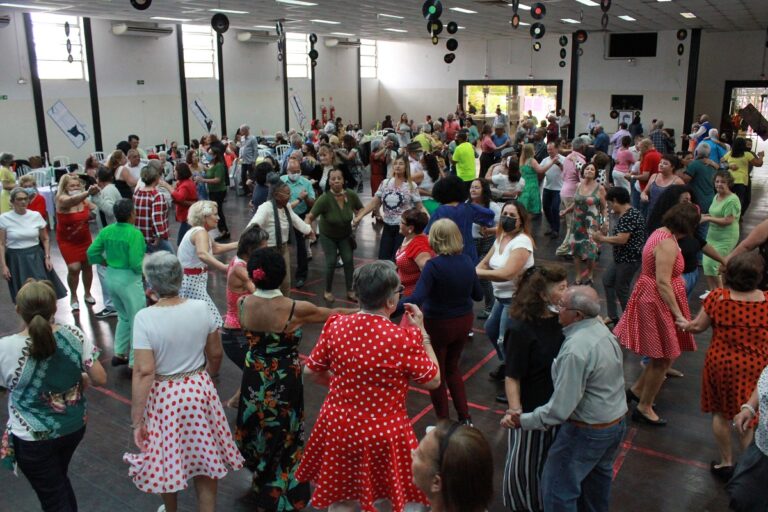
xmin=24 ymin=187 xmax=36 ymax=196
xmin=547 ymin=304 xmax=560 ymax=314
xmin=288 ymin=173 xmax=300 ymax=182
xmin=203 ymin=153 xmax=213 ymax=163
xmin=500 ymin=216 xmax=517 ymax=232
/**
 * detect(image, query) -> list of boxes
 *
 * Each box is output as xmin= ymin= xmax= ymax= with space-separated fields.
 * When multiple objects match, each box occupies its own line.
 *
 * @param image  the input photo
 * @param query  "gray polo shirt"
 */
xmin=239 ymin=135 xmax=258 ymax=165
xmin=521 ymin=317 xmax=628 ymax=430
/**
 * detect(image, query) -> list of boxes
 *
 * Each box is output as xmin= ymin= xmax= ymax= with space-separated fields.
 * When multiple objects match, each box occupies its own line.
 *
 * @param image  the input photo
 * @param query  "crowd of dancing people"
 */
xmin=1 ymin=107 xmax=768 ymax=512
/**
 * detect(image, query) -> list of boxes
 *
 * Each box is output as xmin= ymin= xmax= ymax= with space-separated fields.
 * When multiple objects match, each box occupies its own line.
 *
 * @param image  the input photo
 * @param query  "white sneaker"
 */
xmin=699 ymin=290 xmax=711 ymax=300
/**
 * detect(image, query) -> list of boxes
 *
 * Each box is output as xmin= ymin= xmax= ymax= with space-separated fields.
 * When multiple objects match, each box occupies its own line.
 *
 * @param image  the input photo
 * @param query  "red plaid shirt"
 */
xmin=133 ymin=188 xmax=169 ymax=243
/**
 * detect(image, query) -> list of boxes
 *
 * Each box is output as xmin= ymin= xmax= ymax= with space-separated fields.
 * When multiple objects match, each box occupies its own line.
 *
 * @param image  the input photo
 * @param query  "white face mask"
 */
xmin=288 ymin=173 xmax=300 ymax=181
xmin=547 ymin=304 xmax=560 ymax=314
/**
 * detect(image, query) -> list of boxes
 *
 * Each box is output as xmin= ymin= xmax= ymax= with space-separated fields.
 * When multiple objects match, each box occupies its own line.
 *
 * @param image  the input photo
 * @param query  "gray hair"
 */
xmin=694 ymin=142 xmax=711 ymax=159
xmin=187 ymin=200 xmax=217 ymax=227
xmin=0 ymin=152 xmax=14 ymax=166
xmin=353 ymin=261 xmax=400 ymax=311
xmin=421 ymin=123 xmax=432 ymax=134
xmin=143 ymin=251 xmax=182 ymax=297
xmin=708 ymin=128 xmax=719 ymax=139
xmin=240 ymin=124 xmax=250 ymax=132
xmin=565 ymin=286 xmax=601 ymax=317
xmin=571 ymin=136 xmax=588 ymax=152
xmin=655 ymin=120 xmax=664 ymax=129
xmin=290 ymin=133 xmax=303 ymax=146
xmin=9 ymin=187 xmax=28 ymax=202
xmin=140 ymin=160 xmax=162 ymax=185
xmin=432 ymin=121 xmax=443 ymax=130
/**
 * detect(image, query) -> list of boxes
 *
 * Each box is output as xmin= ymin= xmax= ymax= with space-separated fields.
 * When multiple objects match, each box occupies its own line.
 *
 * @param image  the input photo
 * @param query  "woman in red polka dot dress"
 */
xmin=677 ymin=252 xmax=768 ymax=480
xmin=614 ymin=203 xmax=698 ymax=426
xmin=124 ymin=252 xmax=244 ymax=512
xmin=297 ymin=261 xmax=441 ymax=512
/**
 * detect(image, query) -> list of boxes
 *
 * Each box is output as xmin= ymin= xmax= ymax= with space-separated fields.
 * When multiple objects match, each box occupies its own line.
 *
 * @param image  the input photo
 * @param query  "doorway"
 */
xmin=458 ymin=80 xmax=562 ymax=131
xmin=721 ymin=80 xmax=768 ymax=153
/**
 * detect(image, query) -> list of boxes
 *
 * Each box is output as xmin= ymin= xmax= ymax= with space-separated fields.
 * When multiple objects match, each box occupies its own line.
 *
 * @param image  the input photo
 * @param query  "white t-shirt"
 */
xmin=542 ymin=155 xmax=566 ymax=191
xmin=472 ymin=201 xmax=501 ymax=239
xmin=132 ymin=299 xmax=217 ymax=375
xmin=491 ymin=173 xmax=525 ymax=196
xmin=0 ymin=210 xmax=45 ymax=249
xmin=489 ymin=233 xmax=534 ymax=298
xmin=126 ymin=163 xmax=142 ymax=181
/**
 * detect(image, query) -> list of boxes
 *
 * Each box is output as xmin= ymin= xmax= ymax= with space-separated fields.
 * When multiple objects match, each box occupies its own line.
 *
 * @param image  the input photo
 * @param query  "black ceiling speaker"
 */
xmin=560 ymin=48 xmax=566 ymax=58
xmin=211 ymin=13 xmax=229 ymax=34
xmin=677 ymin=29 xmax=688 ymax=40
xmin=600 ymin=0 xmax=611 ymax=12
xmin=444 ymin=52 xmax=455 ymax=63
xmin=446 ymin=38 xmax=458 ymax=51
xmin=559 ymin=60 xmax=566 ymax=67
xmin=422 ymin=0 xmax=443 ymax=21
xmin=574 ymin=29 xmax=588 ymax=44
xmin=130 ymin=0 xmax=151 ymax=10
xmin=446 ymin=21 xmax=458 ymax=34
xmin=677 ymin=43 xmax=684 ymax=56
xmin=531 ymin=3 xmax=546 ymax=20
xmin=601 ymin=13 xmax=609 ymax=29
xmin=533 ymin=41 xmax=541 ymax=51
xmin=428 ymin=19 xmax=443 ymax=36
xmin=559 ymin=35 xmax=568 ymax=47
xmin=511 ymin=14 xmax=520 ymax=29
xmin=308 ymin=48 xmax=319 ymax=61
xmin=530 ymin=23 xmax=545 ymax=39
xmin=309 ymin=33 xmax=318 ymax=45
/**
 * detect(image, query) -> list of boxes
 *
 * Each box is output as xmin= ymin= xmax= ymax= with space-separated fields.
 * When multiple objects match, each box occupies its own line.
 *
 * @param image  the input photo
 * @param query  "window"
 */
xmin=360 ymin=39 xmax=377 ymax=79
xmin=286 ymin=32 xmax=310 ymax=78
xmin=182 ymin=24 xmax=218 ymax=79
xmin=31 ymin=13 xmax=86 ymax=80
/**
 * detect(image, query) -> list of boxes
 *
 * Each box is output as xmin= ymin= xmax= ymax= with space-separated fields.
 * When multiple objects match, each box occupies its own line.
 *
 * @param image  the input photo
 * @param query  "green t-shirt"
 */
xmin=683 ymin=160 xmax=715 ymax=212
xmin=205 ymin=162 xmax=227 ymax=193
xmin=452 ymin=142 xmax=476 ymax=182
xmin=310 ymin=190 xmax=363 ymax=240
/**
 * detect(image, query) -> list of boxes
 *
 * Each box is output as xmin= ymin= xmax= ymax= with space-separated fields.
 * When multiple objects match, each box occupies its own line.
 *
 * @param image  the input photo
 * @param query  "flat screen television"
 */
xmin=609 ymin=32 xmax=658 ymax=58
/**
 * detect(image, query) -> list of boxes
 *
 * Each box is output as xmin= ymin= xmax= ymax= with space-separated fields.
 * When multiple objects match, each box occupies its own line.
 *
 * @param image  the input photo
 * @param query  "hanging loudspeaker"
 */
xmin=308 ymin=48 xmax=319 ymax=61
xmin=676 ymin=29 xmax=688 ymax=41
xmin=677 ymin=43 xmax=684 ymax=56
xmin=530 ymin=23 xmax=545 ymax=39
xmin=601 ymin=13 xmax=609 ymax=29
xmin=600 ymin=0 xmax=611 ymax=12
xmin=559 ymin=35 xmax=568 ymax=47
xmin=533 ymin=41 xmax=541 ymax=52
xmin=531 ymin=3 xmax=546 ymax=20
xmin=309 ymin=33 xmax=318 ymax=45
xmin=211 ymin=13 xmax=229 ymax=34
xmin=422 ymin=0 xmax=443 ymax=21
xmin=609 ymin=110 xmax=619 ymax=119
xmin=446 ymin=21 xmax=458 ymax=34
xmin=130 ymin=0 xmax=151 ymax=10
xmin=446 ymin=38 xmax=458 ymax=51
xmin=559 ymin=61 xmax=566 ymax=68
xmin=511 ymin=14 xmax=520 ymax=29
xmin=432 ymin=35 xmax=439 ymax=45
xmin=560 ymin=48 xmax=566 ymax=59
xmin=574 ymin=29 xmax=588 ymax=44
xmin=444 ymin=52 xmax=455 ymax=64
xmin=427 ymin=19 xmax=443 ymax=36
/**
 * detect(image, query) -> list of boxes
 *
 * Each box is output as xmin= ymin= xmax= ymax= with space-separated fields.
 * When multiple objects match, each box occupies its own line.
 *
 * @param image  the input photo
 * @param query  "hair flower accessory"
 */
xmin=252 ymin=268 xmax=266 ymax=282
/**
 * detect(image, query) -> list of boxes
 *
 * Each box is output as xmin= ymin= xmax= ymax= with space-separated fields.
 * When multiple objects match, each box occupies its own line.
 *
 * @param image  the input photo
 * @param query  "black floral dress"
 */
xmin=235 ymin=299 xmax=310 ymax=511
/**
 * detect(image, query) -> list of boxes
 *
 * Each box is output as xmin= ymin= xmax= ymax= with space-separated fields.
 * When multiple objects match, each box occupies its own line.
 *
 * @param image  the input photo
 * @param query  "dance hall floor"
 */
xmin=2 ymin=168 xmax=766 ymax=511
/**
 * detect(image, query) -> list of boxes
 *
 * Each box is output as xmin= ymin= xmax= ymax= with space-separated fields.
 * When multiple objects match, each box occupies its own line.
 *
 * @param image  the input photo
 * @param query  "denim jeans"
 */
xmin=146 ymin=238 xmax=174 ymax=254
xmin=541 ymin=419 xmax=626 ymax=512
xmin=13 ymin=426 xmax=86 ymax=512
xmin=484 ymin=296 xmax=512 ymax=360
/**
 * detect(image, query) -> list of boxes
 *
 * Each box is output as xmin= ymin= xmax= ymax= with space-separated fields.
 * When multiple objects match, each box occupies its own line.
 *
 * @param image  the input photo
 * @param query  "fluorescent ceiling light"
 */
xmin=575 ymin=0 xmax=599 ymax=6
xmin=680 ymin=12 xmax=696 ymax=18
xmin=518 ymin=21 xmax=530 ymax=26
xmin=384 ymin=28 xmax=408 ymax=33
xmin=276 ymin=0 xmax=318 ymax=6
xmin=618 ymin=15 xmax=636 ymax=21
xmin=152 ymin=16 xmax=192 ymax=22
xmin=254 ymin=25 xmax=275 ymax=29
xmin=517 ymin=3 xmax=531 ymax=10
xmin=657 ymin=0 xmax=672 ymax=2
xmin=311 ymin=19 xmax=341 ymax=24
xmin=378 ymin=13 xmax=404 ymax=19
xmin=449 ymin=7 xmax=477 ymax=14
xmin=0 ymin=2 xmax=53 ymax=9
xmin=209 ymin=8 xmax=249 ymax=14
xmin=457 ymin=26 xmax=466 ymax=29
xmin=331 ymin=32 xmax=355 ymax=36
xmin=561 ymin=18 xmax=581 ymax=24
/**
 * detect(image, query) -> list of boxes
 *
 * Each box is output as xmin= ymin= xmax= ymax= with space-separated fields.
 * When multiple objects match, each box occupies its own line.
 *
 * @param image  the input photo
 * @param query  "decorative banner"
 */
xmin=190 ymin=97 xmax=215 ymax=133
xmin=290 ymin=94 xmax=308 ymax=132
xmin=46 ymin=100 xmax=90 ymax=149
xmin=422 ymin=0 xmax=443 ymax=21
xmin=531 ymin=3 xmax=546 ymax=19
xmin=530 ymin=23 xmax=545 ymax=39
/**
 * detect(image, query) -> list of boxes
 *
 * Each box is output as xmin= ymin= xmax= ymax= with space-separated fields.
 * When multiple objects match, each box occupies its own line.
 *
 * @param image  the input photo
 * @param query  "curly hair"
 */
xmin=509 ymin=264 xmax=568 ymax=323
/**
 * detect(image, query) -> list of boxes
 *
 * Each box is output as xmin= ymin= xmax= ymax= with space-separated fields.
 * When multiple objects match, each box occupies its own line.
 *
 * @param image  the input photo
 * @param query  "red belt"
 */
xmin=183 ymin=267 xmax=208 ymax=275
xmin=568 ymin=417 xmax=623 ymax=429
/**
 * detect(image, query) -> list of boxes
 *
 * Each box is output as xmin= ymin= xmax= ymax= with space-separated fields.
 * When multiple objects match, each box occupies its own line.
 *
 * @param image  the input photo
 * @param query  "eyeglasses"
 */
xmin=13 ymin=196 xmax=29 ymax=202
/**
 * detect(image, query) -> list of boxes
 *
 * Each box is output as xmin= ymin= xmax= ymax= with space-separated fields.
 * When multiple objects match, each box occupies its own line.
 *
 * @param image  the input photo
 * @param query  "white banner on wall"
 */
xmin=46 ymin=100 xmax=90 ymax=149
xmin=290 ymin=94 xmax=307 ymax=132
xmin=190 ymin=97 xmax=215 ymax=133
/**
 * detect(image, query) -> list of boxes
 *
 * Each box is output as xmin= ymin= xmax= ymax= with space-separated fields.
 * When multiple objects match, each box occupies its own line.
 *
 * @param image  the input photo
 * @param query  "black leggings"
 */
xmin=208 ymin=190 xmax=229 ymax=233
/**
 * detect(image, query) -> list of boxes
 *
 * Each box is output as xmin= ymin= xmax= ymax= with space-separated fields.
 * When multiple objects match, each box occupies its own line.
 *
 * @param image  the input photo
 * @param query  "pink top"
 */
xmin=613 ymin=148 xmax=635 ymax=173
xmin=224 ymin=256 xmax=249 ymax=328
xmin=559 ymin=151 xmax=586 ymax=198
xmin=481 ymin=136 xmax=496 ymax=154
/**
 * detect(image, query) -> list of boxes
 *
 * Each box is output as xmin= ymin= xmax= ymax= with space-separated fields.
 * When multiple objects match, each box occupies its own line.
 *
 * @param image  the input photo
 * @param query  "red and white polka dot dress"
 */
xmin=123 ymin=372 xmax=244 ymax=494
xmin=296 ymin=313 xmax=438 ymax=512
xmin=614 ymin=228 xmax=696 ymax=359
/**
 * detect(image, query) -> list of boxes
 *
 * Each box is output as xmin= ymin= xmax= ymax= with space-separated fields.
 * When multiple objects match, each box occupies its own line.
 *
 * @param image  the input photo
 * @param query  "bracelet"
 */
xmin=422 ymin=334 xmax=431 ymax=345
xmin=741 ymin=404 xmax=756 ymax=417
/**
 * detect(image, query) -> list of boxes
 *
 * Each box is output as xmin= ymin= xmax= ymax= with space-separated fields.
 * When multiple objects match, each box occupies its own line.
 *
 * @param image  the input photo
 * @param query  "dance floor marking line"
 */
xmin=613 ymin=426 xmax=637 ymax=479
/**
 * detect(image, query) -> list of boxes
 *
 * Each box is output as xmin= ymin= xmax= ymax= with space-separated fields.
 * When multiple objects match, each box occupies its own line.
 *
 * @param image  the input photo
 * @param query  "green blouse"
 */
xmin=310 ymin=190 xmax=363 ymax=240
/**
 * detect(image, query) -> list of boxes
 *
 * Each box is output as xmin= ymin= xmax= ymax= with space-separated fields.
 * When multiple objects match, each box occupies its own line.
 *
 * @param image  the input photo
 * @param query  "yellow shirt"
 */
xmin=0 ymin=166 xmax=15 ymax=213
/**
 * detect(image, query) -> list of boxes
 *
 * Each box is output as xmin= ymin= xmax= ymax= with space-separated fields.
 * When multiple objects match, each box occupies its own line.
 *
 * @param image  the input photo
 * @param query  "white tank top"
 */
xmin=177 ymin=226 xmax=211 ymax=268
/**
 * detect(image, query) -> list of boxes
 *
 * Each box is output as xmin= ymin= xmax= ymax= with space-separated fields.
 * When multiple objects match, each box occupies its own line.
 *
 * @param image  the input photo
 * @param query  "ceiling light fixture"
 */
xmin=378 ymin=13 xmax=404 ymax=19
xmin=152 ymin=16 xmax=192 ymax=22
xmin=276 ymin=0 xmax=318 ymax=6
xmin=331 ymin=32 xmax=355 ymax=36
xmin=449 ymin=7 xmax=477 ymax=14
xmin=518 ymin=21 xmax=531 ymax=26
xmin=517 ymin=3 xmax=531 ymax=10
xmin=311 ymin=19 xmax=341 ymax=24
xmin=457 ymin=26 xmax=466 ymax=29
xmin=0 ymin=2 xmax=53 ymax=9
xmin=253 ymin=25 xmax=275 ymax=29
xmin=561 ymin=18 xmax=581 ymax=24
xmin=657 ymin=0 xmax=672 ymax=2
xmin=384 ymin=28 xmax=408 ymax=33
xmin=575 ymin=0 xmax=599 ymax=6
xmin=209 ymin=8 xmax=249 ymax=14
xmin=618 ymin=15 xmax=636 ymax=21
xmin=680 ymin=12 xmax=696 ymax=18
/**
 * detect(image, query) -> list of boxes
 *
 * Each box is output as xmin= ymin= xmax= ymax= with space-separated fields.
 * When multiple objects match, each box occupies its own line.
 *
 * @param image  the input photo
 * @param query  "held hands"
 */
xmin=306 ymin=231 xmax=317 ymax=242
xmin=500 ymin=407 xmax=522 ymax=429
xmin=403 ymin=303 xmax=425 ymax=330
xmin=733 ymin=408 xmax=754 ymax=435
xmin=87 ymin=185 xmax=100 ymax=196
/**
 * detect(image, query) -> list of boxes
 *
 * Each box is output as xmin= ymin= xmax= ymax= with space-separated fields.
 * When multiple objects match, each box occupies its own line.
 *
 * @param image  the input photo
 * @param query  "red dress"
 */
xmin=700 ymin=289 xmax=768 ymax=419
xmin=396 ymin=234 xmax=435 ymax=296
xmin=296 ymin=313 xmax=438 ymax=512
xmin=56 ymin=207 xmax=92 ymax=264
xmin=614 ymin=229 xmax=696 ymax=359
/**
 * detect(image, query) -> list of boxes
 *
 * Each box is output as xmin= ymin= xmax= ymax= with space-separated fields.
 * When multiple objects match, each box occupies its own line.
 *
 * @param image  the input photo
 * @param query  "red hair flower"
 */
xmin=252 ymin=268 xmax=266 ymax=282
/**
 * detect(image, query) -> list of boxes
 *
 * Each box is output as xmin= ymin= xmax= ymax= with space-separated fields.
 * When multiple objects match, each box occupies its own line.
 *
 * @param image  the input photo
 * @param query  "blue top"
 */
xmin=396 ymin=254 xmax=483 ymax=319
xmin=697 ymin=121 xmax=713 ymax=143
xmin=425 ymin=203 xmax=495 ymax=262
xmin=491 ymin=133 xmax=511 ymax=158
xmin=594 ymin=132 xmax=610 ymax=153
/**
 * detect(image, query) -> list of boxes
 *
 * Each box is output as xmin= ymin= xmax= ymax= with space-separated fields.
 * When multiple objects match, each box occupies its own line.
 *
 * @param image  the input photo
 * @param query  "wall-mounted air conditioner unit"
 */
xmin=0 ymin=15 xmax=11 ymax=29
xmin=236 ymin=31 xmax=279 ymax=44
xmin=111 ymin=22 xmax=173 ymax=38
xmin=324 ymin=38 xmax=361 ymax=48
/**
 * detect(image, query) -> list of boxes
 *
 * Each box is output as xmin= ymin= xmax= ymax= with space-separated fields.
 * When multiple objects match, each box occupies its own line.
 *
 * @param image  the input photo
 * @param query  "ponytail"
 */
xmin=15 ymin=280 xmax=58 ymax=360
